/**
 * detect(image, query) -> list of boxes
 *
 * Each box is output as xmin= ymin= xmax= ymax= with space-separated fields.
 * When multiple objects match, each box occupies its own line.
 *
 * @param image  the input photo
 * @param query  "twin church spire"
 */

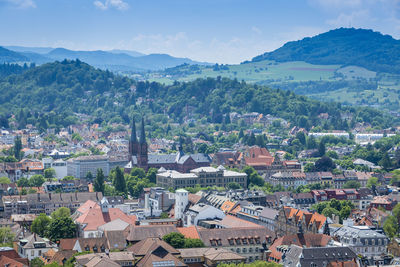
xmin=130 ymin=116 xmax=146 ymax=145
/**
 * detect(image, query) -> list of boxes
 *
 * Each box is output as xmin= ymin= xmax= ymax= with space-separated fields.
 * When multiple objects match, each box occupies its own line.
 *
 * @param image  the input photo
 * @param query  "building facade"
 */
xmin=157 ymin=166 xmax=247 ymax=189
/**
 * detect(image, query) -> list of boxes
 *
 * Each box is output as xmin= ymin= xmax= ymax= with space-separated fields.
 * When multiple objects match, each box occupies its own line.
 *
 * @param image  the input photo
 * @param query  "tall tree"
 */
xmin=94 ymin=168 xmax=105 ymax=194
xmin=113 ymin=167 xmax=127 ymax=194
xmin=14 ymin=136 xmax=22 ymax=160
xmin=31 ymin=213 xmax=51 ymax=236
xmin=318 ymin=140 xmax=326 ymax=157
xmin=46 ymin=217 xmax=77 ymax=242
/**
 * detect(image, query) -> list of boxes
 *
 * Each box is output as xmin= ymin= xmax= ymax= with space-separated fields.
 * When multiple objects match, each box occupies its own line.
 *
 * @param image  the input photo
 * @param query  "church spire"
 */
xmin=140 ymin=117 xmax=146 ymax=144
xmin=131 ymin=117 xmax=137 ymax=143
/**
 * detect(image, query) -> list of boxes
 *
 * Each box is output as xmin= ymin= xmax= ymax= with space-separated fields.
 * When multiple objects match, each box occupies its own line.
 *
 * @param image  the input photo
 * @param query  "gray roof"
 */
xmin=334 ymin=225 xmax=387 ymax=240
xmin=132 ymin=152 xmax=212 ymax=165
xmin=300 ymin=246 xmax=357 ymax=267
xmin=20 ymin=234 xmax=52 ymax=249
xmin=259 ymin=207 xmax=279 ymax=220
xmin=98 ymin=218 xmax=130 ymax=232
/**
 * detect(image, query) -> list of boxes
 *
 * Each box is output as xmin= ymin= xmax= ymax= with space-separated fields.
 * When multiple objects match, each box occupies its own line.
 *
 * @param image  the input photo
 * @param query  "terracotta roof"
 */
xmin=269 ymin=233 xmax=331 ymax=261
xmin=219 ymin=215 xmax=263 ymax=228
xmin=284 ymin=207 xmax=327 ymax=230
xmin=49 ymin=250 xmax=77 ymax=265
xmin=59 ymin=238 xmax=77 ymax=251
xmin=76 ymin=200 xmax=97 ymax=215
xmin=75 ymin=204 xmax=135 ymax=231
xmin=177 ymin=226 xmax=200 ymax=239
xmin=188 ymin=194 xmax=202 ymax=205
xmin=220 ymin=201 xmax=236 ymax=213
xmin=0 ymin=255 xmax=26 ymax=267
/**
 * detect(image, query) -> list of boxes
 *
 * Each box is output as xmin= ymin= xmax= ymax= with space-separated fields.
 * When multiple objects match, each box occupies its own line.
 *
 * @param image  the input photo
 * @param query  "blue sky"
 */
xmin=0 ymin=0 xmax=400 ymax=63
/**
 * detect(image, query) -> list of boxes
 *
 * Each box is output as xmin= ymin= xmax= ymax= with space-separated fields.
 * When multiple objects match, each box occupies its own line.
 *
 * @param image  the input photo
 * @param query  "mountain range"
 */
xmin=0 ymin=46 xmax=210 ymax=72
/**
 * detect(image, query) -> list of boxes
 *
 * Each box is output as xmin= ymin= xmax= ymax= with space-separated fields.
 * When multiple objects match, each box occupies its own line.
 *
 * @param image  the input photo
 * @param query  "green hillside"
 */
xmin=0 ymin=60 xmax=394 ymax=131
xmin=251 ymin=28 xmax=400 ymax=74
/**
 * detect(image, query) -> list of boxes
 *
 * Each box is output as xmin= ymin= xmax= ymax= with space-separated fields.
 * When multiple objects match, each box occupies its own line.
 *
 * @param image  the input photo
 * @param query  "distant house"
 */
xmin=18 ymin=234 xmax=56 ymax=261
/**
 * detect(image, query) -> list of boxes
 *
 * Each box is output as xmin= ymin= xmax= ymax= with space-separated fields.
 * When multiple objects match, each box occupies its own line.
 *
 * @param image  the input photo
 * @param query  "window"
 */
xmin=242 ymin=239 xmax=248 ymax=245
xmin=235 ymin=239 xmax=241 ymax=245
xmin=311 ymin=263 xmax=317 ymax=267
xmin=38 ymin=250 xmax=41 ymax=256
xmin=228 ymin=239 xmax=234 ymax=245
xmin=255 ymin=238 xmax=260 ymax=244
xmin=242 ymin=248 xmax=247 ymax=253
xmin=31 ymin=250 xmax=34 ymax=257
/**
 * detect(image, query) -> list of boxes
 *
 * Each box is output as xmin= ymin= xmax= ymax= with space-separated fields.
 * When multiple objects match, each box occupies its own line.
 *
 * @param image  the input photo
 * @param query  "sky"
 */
xmin=0 ymin=0 xmax=400 ymax=63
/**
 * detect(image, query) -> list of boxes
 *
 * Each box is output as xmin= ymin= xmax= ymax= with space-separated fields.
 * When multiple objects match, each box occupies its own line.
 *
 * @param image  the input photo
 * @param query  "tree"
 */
xmin=46 ymin=217 xmax=77 ymax=242
xmin=0 ymin=227 xmax=14 ymax=245
xmin=14 ymin=136 xmax=22 ymax=160
xmin=0 ymin=176 xmax=11 ymax=184
xmin=146 ymin=168 xmax=158 ymax=184
xmin=303 ymin=163 xmax=315 ymax=172
xmin=339 ymin=205 xmax=352 ymax=222
xmin=322 ymin=207 xmax=339 ymax=218
xmin=94 ymin=168 xmax=105 ymax=194
xmin=379 ymin=152 xmax=393 ymax=170
xmin=184 ymin=238 xmax=205 ymax=248
xmin=163 ymin=232 xmax=185 ymax=248
xmin=85 ymin=171 xmax=93 ymax=181
xmin=383 ymin=215 xmax=398 ymax=238
xmin=29 ymin=175 xmax=45 ymax=187
xmin=51 ymin=207 xmax=70 ymax=219
xmin=314 ymin=156 xmax=336 ymax=172
xmin=318 ymin=141 xmax=326 ymax=157
xmin=227 ymin=182 xmax=241 ymax=190
xmin=30 ymin=258 xmax=45 ymax=267
xmin=366 ymin=177 xmax=379 ymax=189
xmin=130 ymin=167 xmax=146 ymax=179
xmin=44 ymin=168 xmax=56 ymax=179
xmin=112 ymin=167 xmax=127 ymax=194
xmin=392 ymin=203 xmax=400 ymax=222
xmin=343 ymin=180 xmax=361 ymax=189
xmin=31 ymin=213 xmax=51 ymax=236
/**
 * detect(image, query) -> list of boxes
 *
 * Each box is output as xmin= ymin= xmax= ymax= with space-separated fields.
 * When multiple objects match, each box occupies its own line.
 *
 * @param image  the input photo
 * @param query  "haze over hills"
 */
xmin=0 ymin=46 xmax=211 ymax=72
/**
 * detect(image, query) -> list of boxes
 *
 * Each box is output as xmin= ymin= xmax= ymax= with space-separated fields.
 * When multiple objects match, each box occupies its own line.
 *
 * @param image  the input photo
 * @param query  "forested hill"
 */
xmin=251 ymin=28 xmax=400 ymax=74
xmin=0 ymin=60 xmax=394 ymax=131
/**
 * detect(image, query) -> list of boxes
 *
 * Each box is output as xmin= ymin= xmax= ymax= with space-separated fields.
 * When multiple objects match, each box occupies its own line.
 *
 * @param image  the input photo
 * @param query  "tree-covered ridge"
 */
xmin=251 ymin=28 xmax=400 ymax=74
xmin=0 ymin=59 xmax=395 ymax=131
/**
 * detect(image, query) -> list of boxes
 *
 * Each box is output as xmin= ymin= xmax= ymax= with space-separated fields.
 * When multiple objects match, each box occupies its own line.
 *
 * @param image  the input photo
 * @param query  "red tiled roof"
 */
xmin=177 ymin=226 xmax=200 ymax=239
xmin=75 ymin=203 xmax=135 ymax=231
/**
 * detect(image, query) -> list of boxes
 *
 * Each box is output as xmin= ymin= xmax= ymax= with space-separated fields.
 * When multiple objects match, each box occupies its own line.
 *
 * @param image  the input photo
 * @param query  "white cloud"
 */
xmin=93 ymin=0 xmax=129 ymax=10
xmin=3 ymin=0 xmax=36 ymax=8
xmin=326 ymin=9 xmax=370 ymax=27
xmin=251 ymin=26 xmax=262 ymax=35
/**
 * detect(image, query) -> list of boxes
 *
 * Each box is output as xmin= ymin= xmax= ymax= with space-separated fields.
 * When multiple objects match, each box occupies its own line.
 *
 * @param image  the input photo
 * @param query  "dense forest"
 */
xmin=0 ymin=60 xmax=395 ymax=131
xmin=251 ymin=28 xmax=400 ymax=74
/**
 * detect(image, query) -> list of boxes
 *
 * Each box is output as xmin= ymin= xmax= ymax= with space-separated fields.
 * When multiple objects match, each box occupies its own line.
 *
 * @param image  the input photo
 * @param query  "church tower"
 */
xmin=128 ymin=117 xmax=139 ymax=161
xmin=137 ymin=117 xmax=148 ymax=169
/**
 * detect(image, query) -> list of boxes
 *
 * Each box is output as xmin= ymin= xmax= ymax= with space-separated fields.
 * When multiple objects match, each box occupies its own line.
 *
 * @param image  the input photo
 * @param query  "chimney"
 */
xmin=49 ymin=193 xmax=51 ymax=200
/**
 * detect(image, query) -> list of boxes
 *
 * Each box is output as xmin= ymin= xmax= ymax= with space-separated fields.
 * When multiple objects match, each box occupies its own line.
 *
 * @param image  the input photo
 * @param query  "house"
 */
xmin=185 ymin=203 xmax=225 ymax=226
xmin=197 ymin=227 xmax=274 ymax=262
xmin=75 ymin=252 xmax=135 ymax=267
xmin=281 ymin=245 xmax=359 ymax=267
xmin=74 ymin=197 xmax=136 ymax=238
xmin=276 ymin=207 xmax=327 ymax=237
xmin=17 ymin=234 xmax=56 ymax=261
xmin=126 ymin=225 xmax=178 ymax=244
xmin=267 ymin=233 xmax=333 ymax=263
xmin=333 ymin=225 xmax=389 ymax=257
xmin=178 ymin=247 xmax=245 ymax=267
xmin=2 ymin=192 xmax=102 ymax=218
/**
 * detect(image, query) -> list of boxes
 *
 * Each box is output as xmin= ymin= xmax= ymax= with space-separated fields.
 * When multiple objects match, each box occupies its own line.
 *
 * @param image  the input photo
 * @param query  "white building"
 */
xmin=157 ymin=166 xmax=247 ymax=189
xmin=334 ymin=225 xmax=389 ymax=257
xmin=18 ymin=234 xmax=56 ymax=260
xmin=42 ymin=158 xmax=67 ymax=179
xmin=175 ymin=189 xmax=189 ymax=220
xmin=185 ymin=203 xmax=225 ymax=226
xmin=67 ymin=155 xmax=109 ymax=178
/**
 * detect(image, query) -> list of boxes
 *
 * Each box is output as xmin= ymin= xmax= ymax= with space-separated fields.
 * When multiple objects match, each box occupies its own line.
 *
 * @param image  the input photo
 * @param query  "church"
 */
xmin=125 ymin=117 xmax=212 ymax=173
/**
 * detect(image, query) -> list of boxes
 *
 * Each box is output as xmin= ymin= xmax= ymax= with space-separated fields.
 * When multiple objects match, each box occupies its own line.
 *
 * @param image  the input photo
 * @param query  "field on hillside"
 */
xmin=142 ymin=60 xmax=400 ymax=112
